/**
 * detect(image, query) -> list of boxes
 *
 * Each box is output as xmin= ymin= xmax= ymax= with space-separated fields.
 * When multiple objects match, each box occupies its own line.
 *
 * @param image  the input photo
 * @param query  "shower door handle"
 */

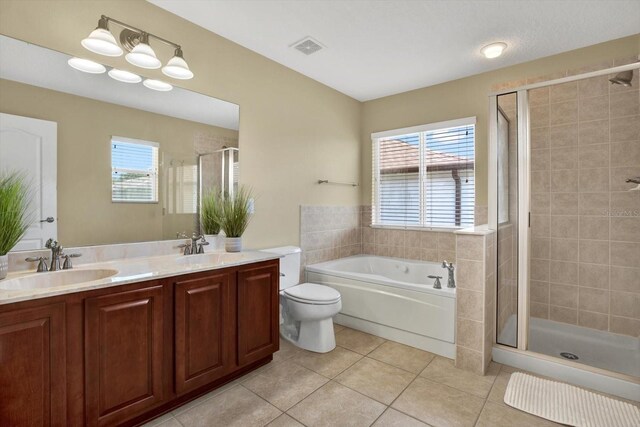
xmin=40 ymin=217 xmax=55 ymax=223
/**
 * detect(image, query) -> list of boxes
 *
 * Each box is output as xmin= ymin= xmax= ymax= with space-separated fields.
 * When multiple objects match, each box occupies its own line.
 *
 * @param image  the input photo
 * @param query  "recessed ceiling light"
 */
xmin=481 ymin=42 xmax=507 ymax=59
xmin=108 ymin=68 xmax=142 ymax=83
xmin=143 ymin=79 xmax=172 ymax=91
xmin=67 ymin=57 xmax=106 ymax=74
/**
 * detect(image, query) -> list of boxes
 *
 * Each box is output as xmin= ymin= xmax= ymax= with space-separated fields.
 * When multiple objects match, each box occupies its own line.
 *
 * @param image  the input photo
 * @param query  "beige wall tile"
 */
xmin=579 ymin=95 xmax=609 ymax=122
xmin=579 ymin=263 xmax=609 ymax=289
xmin=531 ymin=215 xmax=550 ymax=237
xmin=578 ymin=310 xmax=609 ymax=331
xmin=531 ymin=149 xmax=550 ymax=171
xmin=550 ymin=100 xmax=578 ymax=125
xmin=578 ymin=287 xmax=609 ymax=313
xmin=530 ymin=281 xmax=550 ymax=303
xmin=438 ymin=250 xmax=456 ymax=264
xmin=611 ymin=291 xmax=640 ymax=319
xmin=420 ymin=231 xmax=438 ymax=249
xmin=611 ymin=167 xmax=640 ymax=191
xmin=611 ymin=141 xmax=640 ymax=168
xmin=610 ymin=241 xmax=640 ymax=267
xmin=579 ymin=240 xmax=610 ymax=264
xmin=531 ymin=259 xmax=550 ymax=281
xmin=550 ymin=260 xmax=578 ymax=285
xmin=550 ymin=193 xmax=579 ymax=215
xmin=550 ymin=169 xmax=578 ymax=192
xmin=578 ymin=76 xmax=609 ymax=98
xmin=550 ymin=147 xmax=577 ymax=170
xmin=530 ymin=302 xmax=549 ymax=319
xmin=437 ymin=232 xmax=456 ymax=251
xmin=530 ymin=127 xmax=550 ymax=149
xmin=550 ymin=284 xmax=578 ymax=308
xmin=550 ymin=216 xmax=579 ymax=238
xmin=421 ymin=248 xmax=439 ymax=262
xmin=457 ymin=318 xmax=483 ymax=351
xmin=610 ymin=316 xmax=640 ymax=337
xmin=610 ymin=115 xmax=640 ymax=142
xmin=578 ymin=144 xmax=609 ymax=169
xmin=549 ymin=81 xmax=577 ymax=103
xmin=531 ymin=171 xmax=550 ymax=193
xmin=454 ymin=346 xmax=485 ymax=376
xmin=579 ymin=216 xmax=609 ymax=240
xmin=530 ymin=105 xmax=550 ymax=128
xmin=550 ymin=305 xmax=578 ymax=324
xmin=610 ymin=266 xmax=640 ymax=293
xmin=405 ymin=230 xmax=421 ymax=248
xmin=457 ymin=289 xmax=484 ymax=322
xmin=578 ymin=119 xmax=609 ymax=146
xmin=610 ymin=217 xmax=640 ymax=242
xmin=578 ymin=168 xmax=609 ymax=192
xmin=549 ymin=124 xmax=578 ymax=147
xmin=457 ymin=235 xmax=484 ymax=260
xmin=531 ymin=193 xmax=551 ymax=214
xmin=531 ymin=238 xmax=550 ymax=259
xmin=550 ymin=238 xmax=579 ymax=262
xmin=457 ymin=259 xmax=484 ymax=291
xmin=578 ymin=192 xmax=609 ymax=216
xmin=528 ymin=87 xmax=549 ymax=106
xmin=610 ymin=91 xmax=640 ymax=118
xmin=610 ymin=191 xmax=640 ymax=214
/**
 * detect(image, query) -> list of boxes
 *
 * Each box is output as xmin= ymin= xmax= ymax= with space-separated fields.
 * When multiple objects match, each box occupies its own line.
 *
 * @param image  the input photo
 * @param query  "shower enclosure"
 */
xmin=489 ymin=61 xmax=639 ymax=400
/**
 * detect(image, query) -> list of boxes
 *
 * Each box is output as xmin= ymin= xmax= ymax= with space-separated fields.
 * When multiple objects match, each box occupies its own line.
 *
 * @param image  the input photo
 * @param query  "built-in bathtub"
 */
xmin=306 ymin=255 xmax=456 ymax=358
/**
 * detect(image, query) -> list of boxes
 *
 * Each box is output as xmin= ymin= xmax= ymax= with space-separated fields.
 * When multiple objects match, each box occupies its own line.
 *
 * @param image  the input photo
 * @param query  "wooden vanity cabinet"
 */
xmin=0 ymin=258 xmax=279 ymax=427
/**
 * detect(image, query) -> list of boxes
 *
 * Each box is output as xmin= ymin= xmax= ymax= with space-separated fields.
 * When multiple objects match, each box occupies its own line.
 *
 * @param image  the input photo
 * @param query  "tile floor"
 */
xmin=145 ymin=325 xmax=638 ymax=427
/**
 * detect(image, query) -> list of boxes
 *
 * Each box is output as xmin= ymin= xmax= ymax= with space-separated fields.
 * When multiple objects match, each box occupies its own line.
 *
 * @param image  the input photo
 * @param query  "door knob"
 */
xmin=40 ymin=217 xmax=55 ymax=223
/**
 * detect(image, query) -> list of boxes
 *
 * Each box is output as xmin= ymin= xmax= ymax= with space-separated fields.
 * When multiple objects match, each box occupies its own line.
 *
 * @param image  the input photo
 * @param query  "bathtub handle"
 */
xmin=427 ymin=275 xmax=442 ymax=289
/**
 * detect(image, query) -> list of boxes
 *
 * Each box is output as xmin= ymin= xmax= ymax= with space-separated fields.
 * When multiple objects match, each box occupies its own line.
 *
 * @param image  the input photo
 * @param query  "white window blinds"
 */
xmin=372 ymin=117 xmax=475 ymax=229
xmin=111 ymin=137 xmax=159 ymax=203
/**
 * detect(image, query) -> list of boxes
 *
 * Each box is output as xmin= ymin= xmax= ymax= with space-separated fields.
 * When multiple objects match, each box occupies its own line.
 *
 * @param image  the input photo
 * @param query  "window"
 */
xmin=372 ymin=117 xmax=475 ymax=229
xmin=111 ymin=136 xmax=159 ymax=203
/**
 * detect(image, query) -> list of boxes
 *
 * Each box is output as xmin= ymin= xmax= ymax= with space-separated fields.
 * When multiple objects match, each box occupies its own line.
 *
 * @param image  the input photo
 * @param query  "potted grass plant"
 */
xmin=200 ymin=189 xmax=224 ymax=251
xmin=218 ymin=186 xmax=253 ymax=252
xmin=0 ymin=172 xmax=33 ymax=279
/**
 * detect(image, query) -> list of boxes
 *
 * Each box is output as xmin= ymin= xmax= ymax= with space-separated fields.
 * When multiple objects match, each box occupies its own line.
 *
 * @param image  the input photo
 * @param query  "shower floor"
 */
xmin=499 ymin=315 xmax=640 ymax=378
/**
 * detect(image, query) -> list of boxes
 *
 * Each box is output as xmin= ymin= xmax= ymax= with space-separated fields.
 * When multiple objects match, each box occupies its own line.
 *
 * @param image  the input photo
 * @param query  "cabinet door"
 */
xmin=237 ymin=263 xmax=279 ymax=366
xmin=0 ymin=303 xmax=66 ymax=426
xmin=85 ymin=284 xmax=165 ymax=426
xmin=174 ymin=272 xmax=234 ymax=395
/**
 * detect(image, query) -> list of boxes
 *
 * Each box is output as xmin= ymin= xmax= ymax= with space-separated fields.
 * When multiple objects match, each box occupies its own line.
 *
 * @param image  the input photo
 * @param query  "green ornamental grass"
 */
xmin=0 ymin=172 xmax=33 ymax=255
xmin=219 ymin=186 xmax=253 ymax=238
xmin=201 ymin=189 xmax=223 ymax=235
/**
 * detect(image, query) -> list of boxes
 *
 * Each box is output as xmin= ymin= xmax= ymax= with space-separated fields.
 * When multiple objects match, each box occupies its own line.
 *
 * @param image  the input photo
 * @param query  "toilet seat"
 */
xmin=283 ymin=283 xmax=341 ymax=305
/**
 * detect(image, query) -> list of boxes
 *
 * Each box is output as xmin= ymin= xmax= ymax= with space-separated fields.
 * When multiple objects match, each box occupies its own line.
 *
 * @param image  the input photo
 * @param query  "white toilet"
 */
xmin=264 ymin=246 xmax=341 ymax=353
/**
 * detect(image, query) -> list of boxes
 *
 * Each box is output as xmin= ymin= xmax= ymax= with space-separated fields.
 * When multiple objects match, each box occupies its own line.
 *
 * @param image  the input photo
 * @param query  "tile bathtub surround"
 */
xmin=142 ymin=327 xmax=639 ymax=427
xmin=528 ymin=59 xmax=640 ymax=338
xmin=454 ymin=226 xmax=497 ymax=376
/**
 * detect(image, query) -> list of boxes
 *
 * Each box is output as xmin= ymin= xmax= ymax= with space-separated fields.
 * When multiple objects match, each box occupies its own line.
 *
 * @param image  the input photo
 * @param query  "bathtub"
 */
xmin=305 ymin=255 xmax=456 ymax=358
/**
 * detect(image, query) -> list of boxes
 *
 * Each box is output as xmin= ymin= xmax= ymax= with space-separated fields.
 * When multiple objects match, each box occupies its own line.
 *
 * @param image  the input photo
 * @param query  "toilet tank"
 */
xmin=262 ymin=246 xmax=301 ymax=290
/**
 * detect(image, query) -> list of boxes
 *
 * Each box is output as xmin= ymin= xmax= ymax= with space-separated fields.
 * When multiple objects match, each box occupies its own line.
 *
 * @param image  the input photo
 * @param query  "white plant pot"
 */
xmin=225 ymin=237 xmax=242 ymax=253
xmin=204 ymin=234 xmax=225 ymax=251
xmin=0 ymin=254 xmax=8 ymax=280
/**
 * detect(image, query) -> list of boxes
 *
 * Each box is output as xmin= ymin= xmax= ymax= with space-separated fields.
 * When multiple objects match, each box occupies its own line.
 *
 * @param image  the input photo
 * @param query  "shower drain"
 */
xmin=560 ymin=352 xmax=579 ymax=360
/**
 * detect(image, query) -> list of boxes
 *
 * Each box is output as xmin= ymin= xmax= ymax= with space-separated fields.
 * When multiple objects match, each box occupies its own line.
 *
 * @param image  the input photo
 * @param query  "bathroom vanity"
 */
xmin=0 ymin=253 xmax=280 ymax=426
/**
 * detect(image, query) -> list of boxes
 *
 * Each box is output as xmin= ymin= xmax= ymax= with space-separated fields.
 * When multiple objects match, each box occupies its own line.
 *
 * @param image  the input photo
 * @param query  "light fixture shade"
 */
xmin=81 ymin=28 xmax=123 ymax=57
xmin=68 ymin=57 xmax=107 ymax=74
xmin=126 ymin=42 xmax=161 ymax=69
xmin=162 ymin=49 xmax=193 ymax=80
xmin=481 ymin=42 xmax=507 ymax=59
xmin=108 ymin=68 xmax=142 ymax=83
xmin=143 ymin=79 xmax=173 ymax=91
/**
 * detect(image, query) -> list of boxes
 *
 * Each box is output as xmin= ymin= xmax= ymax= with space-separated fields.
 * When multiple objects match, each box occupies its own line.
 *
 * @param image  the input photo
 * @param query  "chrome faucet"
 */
xmin=45 ymin=239 xmax=64 ymax=271
xmin=428 ymin=275 xmax=442 ymax=289
xmin=442 ymin=261 xmax=455 ymax=288
xmin=26 ymin=239 xmax=82 ymax=272
xmin=177 ymin=234 xmax=208 ymax=255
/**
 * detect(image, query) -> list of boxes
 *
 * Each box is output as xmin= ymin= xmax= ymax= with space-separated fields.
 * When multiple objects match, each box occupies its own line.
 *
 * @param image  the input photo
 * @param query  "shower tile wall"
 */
xmin=529 ymin=63 xmax=640 ymax=337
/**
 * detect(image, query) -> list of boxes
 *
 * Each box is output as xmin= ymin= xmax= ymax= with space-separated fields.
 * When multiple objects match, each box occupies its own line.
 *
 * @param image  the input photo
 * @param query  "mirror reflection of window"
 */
xmin=111 ymin=137 xmax=159 ymax=203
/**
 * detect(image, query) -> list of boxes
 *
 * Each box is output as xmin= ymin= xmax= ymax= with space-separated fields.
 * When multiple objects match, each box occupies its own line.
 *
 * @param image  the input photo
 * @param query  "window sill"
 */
xmin=369 ymin=224 xmax=461 ymax=233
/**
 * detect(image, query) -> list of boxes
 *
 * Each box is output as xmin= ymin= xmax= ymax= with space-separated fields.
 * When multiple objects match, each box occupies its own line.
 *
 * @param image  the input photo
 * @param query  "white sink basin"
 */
xmin=174 ymin=253 xmax=245 ymax=267
xmin=0 ymin=269 xmax=119 ymax=290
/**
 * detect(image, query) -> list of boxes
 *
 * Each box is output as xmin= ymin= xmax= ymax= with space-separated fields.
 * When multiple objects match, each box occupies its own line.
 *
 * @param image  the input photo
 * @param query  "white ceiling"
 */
xmin=0 ymin=35 xmax=239 ymax=130
xmin=150 ymin=0 xmax=640 ymax=101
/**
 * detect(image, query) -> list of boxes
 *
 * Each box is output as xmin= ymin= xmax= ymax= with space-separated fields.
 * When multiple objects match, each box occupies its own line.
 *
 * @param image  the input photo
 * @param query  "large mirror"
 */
xmin=0 ymin=35 xmax=239 ymax=250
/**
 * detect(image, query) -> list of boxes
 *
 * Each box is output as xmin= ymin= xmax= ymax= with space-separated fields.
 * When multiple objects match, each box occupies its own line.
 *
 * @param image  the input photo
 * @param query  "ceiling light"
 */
xmin=481 ymin=42 xmax=507 ymax=59
xmin=125 ymin=33 xmax=161 ymax=69
xmin=67 ymin=57 xmax=106 ymax=74
xmin=81 ymin=17 xmax=123 ymax=57
xmin=162 ymin=48 xmax=193 ymax=80
xmin=108 ymin=68 xmax=142 ymax=83
xmin=143 ymin=79 xmax=172 ymax=91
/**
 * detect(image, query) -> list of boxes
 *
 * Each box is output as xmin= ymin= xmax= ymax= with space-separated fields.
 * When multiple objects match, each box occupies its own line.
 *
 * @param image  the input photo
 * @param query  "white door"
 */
xmin=0 ymin=112 xmax=57 ymax=251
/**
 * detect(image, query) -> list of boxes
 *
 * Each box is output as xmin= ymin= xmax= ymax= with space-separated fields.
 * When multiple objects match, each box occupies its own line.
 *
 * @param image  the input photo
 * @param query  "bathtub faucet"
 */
xmin=442 ymin=261 xmax=456 ymax=288
xmin=427 ymin=275 xmax=442 ymax=289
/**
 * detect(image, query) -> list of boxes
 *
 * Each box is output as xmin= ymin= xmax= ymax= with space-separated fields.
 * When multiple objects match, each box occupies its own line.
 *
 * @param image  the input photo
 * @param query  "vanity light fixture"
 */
xmin=81 ymin=15 xmax=194 ymax=78
xmin=81 ymin=17 xmax=123 ymax=57
xmin=162 ymin=48 xmax=194 ymax=80
xmin=108 ymin=68 xmax=142 ymax=83
xmin=143 ymin=79 xmax=173 ymax=91
xmin=67 ymin=57 xmax=107 ymax=74
xmin=481 ymin=42 xmax=507 ymax=59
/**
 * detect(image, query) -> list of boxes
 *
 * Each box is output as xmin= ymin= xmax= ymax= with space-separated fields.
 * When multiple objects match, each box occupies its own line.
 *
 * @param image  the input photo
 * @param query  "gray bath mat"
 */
xmin=504 ymin=372 xmax=640 ymax=427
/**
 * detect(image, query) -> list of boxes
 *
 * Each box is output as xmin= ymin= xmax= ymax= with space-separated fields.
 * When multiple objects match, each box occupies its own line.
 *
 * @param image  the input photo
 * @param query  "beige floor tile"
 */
xmin=288 ymin=381 xmax=386 ymax=427
xmin=392 ymin=377 xmax=485 ymax=427
xmin=336 ymin=327 xmax=386 ymax=355
xmin=242 ymin=360 xmax=328 ymax=410
xmin=335 ymin=357 xmax=416 ymax=404
xmin=292 ymin=345 xmax=363 ymax=378
xmin=419 ymin=357 xmax=495 ymax=398
xmin=334 ymin=323 xmax=346 ymax=333
xmin=174 ymin=385 xmax=281 ymax=427
xmin=372 ymin=408 xmax=429 ymax=426
xmin=273 ymin=339 xmax=303 ymax=363
xmin=141 ymin=413 xmax=179 ymax=427
xmin=267 ymin=413 xmax=305 ymax=427
xmin=487 ymin=369 xmax=511 ymax=404
xmin=476 ymin=401 xmax=561 ymax=427
xmin=368 ymin=341 xmax=436 ymax=373
xmin=171 ymin=382 xmax=239 ymax=416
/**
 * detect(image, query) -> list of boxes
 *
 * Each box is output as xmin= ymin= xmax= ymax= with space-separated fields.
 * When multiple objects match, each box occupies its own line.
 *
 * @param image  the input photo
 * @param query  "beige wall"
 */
xmin=0 ymin=0 xmax=362 ymax=249
xmin=361 ymin=34 xmax=640 ymax=210
xmin=0 ymin=78 xmax=238 ymax=246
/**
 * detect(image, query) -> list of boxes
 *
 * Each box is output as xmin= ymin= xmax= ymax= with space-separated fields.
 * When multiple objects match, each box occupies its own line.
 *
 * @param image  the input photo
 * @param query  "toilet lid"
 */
xmin=284 ymin=283 xmax=341 ymax=303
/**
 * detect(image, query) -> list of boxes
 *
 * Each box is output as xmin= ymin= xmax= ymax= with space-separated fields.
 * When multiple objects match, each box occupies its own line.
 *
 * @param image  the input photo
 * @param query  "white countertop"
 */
xmin=0 ymin=250 xmax=281 ymax=305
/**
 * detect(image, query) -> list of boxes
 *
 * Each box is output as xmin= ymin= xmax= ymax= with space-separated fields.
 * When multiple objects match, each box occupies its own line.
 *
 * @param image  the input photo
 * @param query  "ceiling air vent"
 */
xmin=292 ymin=37 xmax=324 ymax=55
